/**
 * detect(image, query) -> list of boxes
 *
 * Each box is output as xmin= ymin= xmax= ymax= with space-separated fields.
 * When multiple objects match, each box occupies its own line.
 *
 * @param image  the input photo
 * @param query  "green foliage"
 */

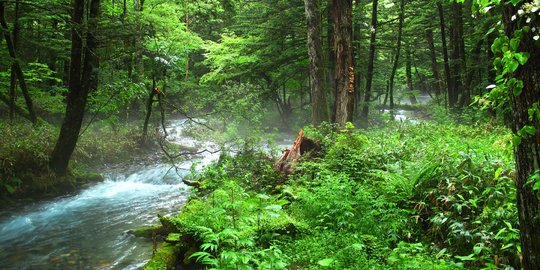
xmin=387 ymin=242 xmax=464 ymax=269
xmin=0 ymin=122 xmax=55 ymax=194
xmin=174 ymin=114 xmax=518 ymax=269
xmin=169 ymin=181 xmax=291 ymax=269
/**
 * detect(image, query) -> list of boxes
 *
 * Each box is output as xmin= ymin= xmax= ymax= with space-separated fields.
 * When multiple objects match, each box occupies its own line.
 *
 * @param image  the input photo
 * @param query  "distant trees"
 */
xmin=0 ymin=1 xmax=37 ymax=124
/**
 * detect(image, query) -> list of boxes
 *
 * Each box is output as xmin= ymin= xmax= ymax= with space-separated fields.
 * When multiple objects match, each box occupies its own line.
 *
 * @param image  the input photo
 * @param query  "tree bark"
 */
xmin=405 ymin=47 xmax=417 ymax=104
xmin=449 ymin=2 xmax=465 ymax=107
xmin=454 ymin=2 xmax=469 ymax=106
xmin=502 ymin=5 xmax=540 ymax=269
xmin=50 ymin=0 xmax=101 ymax=176
xmin=142 ymin=76 xmax=157 ymax=143
xmin=0 ymin=1 xmax=37 ymax=124
xmin=437 ymin=1 xmax=453 ymax=108
xmin=327 ymin=0 xmax=335 ymax=120
xmin=361 ymin=0 xmax=378 ymax=120
xmin=8 ymin=1 xmax=21 ymax=123
xmin=425 ymin=29 xmax=441 ymax=96
xmin=332 ymin=0 xmax=354 ymax=126
xmin=304 ymin=0 xmax=329 ymax=125
xmin=388 ymin=0 xmax=405 ymax=111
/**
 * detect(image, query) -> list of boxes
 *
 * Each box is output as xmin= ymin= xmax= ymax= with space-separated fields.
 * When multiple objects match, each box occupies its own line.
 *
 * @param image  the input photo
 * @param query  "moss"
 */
xmin=142 ymin=242 xmax=180 ymax=270
xmin=128 ymin=225 xmax=168 ymax=238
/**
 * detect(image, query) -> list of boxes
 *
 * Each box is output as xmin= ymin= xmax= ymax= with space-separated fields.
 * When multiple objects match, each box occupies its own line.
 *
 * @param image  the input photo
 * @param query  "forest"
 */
xmin=0 ymin=0 xmax=539 ymax=269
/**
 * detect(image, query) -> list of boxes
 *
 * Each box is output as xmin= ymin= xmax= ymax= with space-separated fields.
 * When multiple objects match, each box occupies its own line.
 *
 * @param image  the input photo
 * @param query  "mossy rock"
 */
xmin=128 ymin=225 xmax=169 ymax=238
xmin=142 ymin=242 xmax=180 ymax=270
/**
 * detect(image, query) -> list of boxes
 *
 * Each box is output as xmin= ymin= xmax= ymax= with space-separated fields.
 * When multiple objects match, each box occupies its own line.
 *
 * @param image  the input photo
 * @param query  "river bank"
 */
xmin=0 ymin=119 xmax=222 ymax=269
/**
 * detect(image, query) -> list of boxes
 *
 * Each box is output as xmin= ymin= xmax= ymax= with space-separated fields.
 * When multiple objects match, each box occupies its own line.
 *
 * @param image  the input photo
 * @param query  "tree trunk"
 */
xmin=405 ymin=47 xmax=417 ymax=104
xmin=142 ymin=76 xmax=157 ymax=143
xmin=502 ymin=5 xmax=540 ymax=269
xmin=454 ymin=2 xmax=469 ymax=107
xmin=326 ymin=0 xmax=335 ymax=120
xmin=304 ymin=0 xmax=329 ymax=125
xmin=8 ymin=1 xmax=21 ymax=123
xmin=361 ymin=0 xmax=378 ymax=120
xmin=425 ymin=29 xmax=441 ymax=96
xmin=463 ymin=38 xmax=483 ymax=103
xmin=0 ymin=1 xmax=37 ymax=124
xmin=449 ymin=2 xmax=465 ymax=107
xmin=332 ymin=0 xmax=354 ymax=126
xmin=50 ymin=0 xmax=101 ymax=176
xmin=437 ymin=1 xmax=453 ymax=108
xmin=388 ymin=0 xmax=405 ymax=111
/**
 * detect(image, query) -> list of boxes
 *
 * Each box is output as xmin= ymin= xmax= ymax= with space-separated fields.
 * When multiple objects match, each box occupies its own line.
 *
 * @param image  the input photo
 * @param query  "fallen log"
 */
xmin=274 ymin=129 xmax=319 ymax=174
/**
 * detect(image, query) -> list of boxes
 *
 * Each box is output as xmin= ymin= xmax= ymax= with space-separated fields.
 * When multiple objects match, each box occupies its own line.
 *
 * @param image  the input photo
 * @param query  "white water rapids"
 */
xmin=0 ymin=119 xmax=220 ymax=269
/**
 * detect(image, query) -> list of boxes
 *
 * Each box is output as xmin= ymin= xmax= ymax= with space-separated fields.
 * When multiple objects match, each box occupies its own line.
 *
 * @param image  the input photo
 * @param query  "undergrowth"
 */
xmin=0 ymin=121 xmax=149 ymax=198
xmin=164 ymin=115 xmax=518 ymax=269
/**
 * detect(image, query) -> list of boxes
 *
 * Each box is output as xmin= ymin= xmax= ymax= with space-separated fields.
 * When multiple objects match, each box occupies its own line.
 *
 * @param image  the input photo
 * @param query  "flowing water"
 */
xmin=0 ymin=119 xmax=220 ymax=269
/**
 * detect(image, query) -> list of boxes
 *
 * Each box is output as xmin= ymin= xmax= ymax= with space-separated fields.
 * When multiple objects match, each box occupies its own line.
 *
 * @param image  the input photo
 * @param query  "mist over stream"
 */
xmin=0 ymin=120 xmax=220 ymax=269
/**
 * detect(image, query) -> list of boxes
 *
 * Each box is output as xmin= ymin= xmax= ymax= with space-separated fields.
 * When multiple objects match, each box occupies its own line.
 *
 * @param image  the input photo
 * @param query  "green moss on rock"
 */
xmin=143 ymin=242 xmax=180 ymax=270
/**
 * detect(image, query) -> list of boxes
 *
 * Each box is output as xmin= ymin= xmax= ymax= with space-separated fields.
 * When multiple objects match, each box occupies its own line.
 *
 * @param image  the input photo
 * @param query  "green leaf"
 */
xmin=510 ymin=38 xmax=520 ymax=51
xmin=513 ymin=84 xmax=523 ymax=96
xmin=473 ymin=245 xmax=483 ymax=255
xmin=506 ymin=59 xmax=519 ymax=73
xmin=534 ymin=181 xmax=540 ymax=191
xmin=5 ymin=184 xmax=14 ymax=194
xmin=256 ymin=194 xmax=270 ymax=200
xmin=514 ymin=52 xmax=529 ymax=65
xmin=495 ymin=167 xmax=503 ymax=179
xmin=455 ymin=254 xmax=476 ymax=261
xmin=318 ymin=258 xmax=335 ymax=267
xmin=512 ymin=135 xmax=522 ymax=146
xmin=491 ymin=37 xmax=503 ymax=53
xmin=511 ymin=0 xmax=522 ymax=5
xmin=265 ymin=204 xmax=282 ymax=211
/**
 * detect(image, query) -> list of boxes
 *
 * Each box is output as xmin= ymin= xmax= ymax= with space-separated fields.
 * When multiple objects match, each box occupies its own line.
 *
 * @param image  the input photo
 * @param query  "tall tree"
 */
xmin=501 ymin=4 xmax=540 ymax=268
xmin=437 ymin=1 xmax=453 ymax=108
xmin=388 ymin=0 xmax=405 ymax=111
xmin=405 ymin=47 xmax=417 ymax=104
xmin=50 ymin=0 xmax=101 ymax=176
xmin=361 ymin=0 xmax=378 ymax=120
xmin=304 ymin=0 xmax=329 ymax=125
xmin=8 ymin=1 xmax=20 ymax=123
xmin=425 ymin=28 xmax=441 ymax=96
xmin=332 ymin=0 xmax=354 ymax=126
xmin=448 ymin=1 xmax=465 ymax=107
xmin=0 ymin=1 xmax=37 ymax=124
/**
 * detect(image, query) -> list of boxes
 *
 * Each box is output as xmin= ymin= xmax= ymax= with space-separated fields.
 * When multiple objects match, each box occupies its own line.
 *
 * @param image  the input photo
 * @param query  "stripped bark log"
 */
xmin=274 ymin=129 xmax=319 ymax=174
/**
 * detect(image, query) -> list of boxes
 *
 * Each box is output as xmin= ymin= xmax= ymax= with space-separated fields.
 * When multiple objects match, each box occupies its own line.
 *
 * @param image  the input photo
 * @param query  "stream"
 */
xmin=0 ymin=119 xmax=220 ymax=269
xmin=0 ymin=101 xmax=425 ymax=269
